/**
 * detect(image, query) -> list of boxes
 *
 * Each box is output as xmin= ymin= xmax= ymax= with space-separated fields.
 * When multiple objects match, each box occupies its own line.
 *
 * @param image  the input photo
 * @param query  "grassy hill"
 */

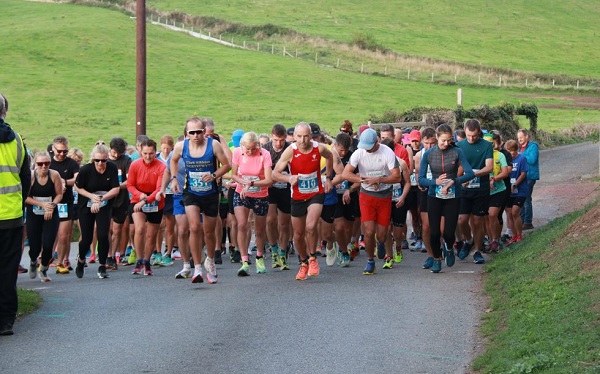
xmin=0 ymin=0 xmax=598 ymax=152
xmin=148 ymin=0 xmax=600 ymax=78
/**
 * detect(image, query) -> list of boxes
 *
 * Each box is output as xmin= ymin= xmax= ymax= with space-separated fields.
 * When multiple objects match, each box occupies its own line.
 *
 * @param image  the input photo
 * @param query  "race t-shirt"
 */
xmin=75 ymin=162 xmax=120 ymax=209
xmin=349 ymin=144 xmax=397 ymax=198
xmin=510 ymin=153 xmax=529 ymax=198
xmin=50 ymin=157 xmax=80 ymax=204
xmin=232 ymin=148 xmax=272 ymax=198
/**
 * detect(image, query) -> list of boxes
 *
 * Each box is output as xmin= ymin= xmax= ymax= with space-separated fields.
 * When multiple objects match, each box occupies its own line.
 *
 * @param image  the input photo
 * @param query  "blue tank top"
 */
xmin=183 ymin=138 xmax=217 ymax=196
xmin=321 ymin=168 xmax=337 ymax=206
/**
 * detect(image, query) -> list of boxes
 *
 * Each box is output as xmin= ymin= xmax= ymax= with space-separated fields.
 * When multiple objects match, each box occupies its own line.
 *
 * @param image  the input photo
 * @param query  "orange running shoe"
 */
xmin=308 ymin=256 xmax=320 ymax=277
xmin=296 ymin=262 xmax=308 ymax=281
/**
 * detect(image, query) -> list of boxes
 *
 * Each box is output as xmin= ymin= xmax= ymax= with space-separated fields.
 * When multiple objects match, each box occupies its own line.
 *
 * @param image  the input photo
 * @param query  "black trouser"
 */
xmin=0 ymin=225 xmax=23 ymax=326
xmin=26 ymin=209 xmax=59 ymax=266
xmin=427 ymin=196 xmax=459 ymax=259
xmin=78 ymin=205 xmax=112 ymax=265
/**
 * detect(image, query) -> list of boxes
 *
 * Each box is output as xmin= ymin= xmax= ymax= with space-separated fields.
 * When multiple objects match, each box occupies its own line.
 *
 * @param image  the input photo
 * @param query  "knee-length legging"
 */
xmin=427 ymin=196 xmax=459 ymax=259
xmin=78 ymin=206 xmax=112 ymax=265
xmin=26 ymin=209 xmax=59 ymax=266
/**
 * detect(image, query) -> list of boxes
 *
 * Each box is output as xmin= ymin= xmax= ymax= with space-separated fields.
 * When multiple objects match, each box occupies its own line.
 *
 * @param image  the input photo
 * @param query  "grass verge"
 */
xmin=17 ymin=288 xmax=42 ymax=318
xmin=473 ymin=201 xmax=600 ymax=373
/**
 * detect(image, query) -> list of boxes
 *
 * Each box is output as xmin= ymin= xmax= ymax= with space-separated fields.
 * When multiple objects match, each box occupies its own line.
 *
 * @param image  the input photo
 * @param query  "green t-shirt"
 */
xmin=457 ymin=137 xmax=493 ymax=193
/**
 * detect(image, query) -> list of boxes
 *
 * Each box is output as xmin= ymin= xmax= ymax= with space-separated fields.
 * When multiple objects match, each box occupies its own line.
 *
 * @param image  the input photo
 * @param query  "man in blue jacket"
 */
xmin=517 ymin=129 xmax=539 ymax=230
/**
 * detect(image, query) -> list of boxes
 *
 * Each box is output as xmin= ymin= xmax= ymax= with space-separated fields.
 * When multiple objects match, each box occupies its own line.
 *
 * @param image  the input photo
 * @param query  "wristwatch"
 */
xmin=211 ymin=172 xmax=217 ymax=179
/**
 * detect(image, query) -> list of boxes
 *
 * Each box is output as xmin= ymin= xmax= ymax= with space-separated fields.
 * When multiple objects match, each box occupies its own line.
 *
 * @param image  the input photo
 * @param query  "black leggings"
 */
xmin=427 ymin=196 xmax=459 ymax=259
xmin=78 ymin=206 xmax=112 ymax=265
xmin=26 ymin=209 xmax=59 ymax=266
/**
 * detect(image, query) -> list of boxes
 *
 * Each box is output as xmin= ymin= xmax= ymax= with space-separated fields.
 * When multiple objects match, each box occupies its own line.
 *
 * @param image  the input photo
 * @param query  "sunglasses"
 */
xmin=187 ymin=129 xmax=205 ymax=135
xmin=36 ymin=162 xmax=50 ymax=167
xmin=93 ymin=159 xmax=108 ymax=163
xmin=55 ymin=149 xmax=69 ymax=154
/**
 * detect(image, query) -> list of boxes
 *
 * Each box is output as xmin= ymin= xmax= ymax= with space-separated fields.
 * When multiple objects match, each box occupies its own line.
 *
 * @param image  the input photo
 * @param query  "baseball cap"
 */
xmin=309 ymin=123 xmax=321 ymax=137
xmin=358 ymin=128 xmax=378 ymax=150
xmin=287 ymin=127 xmax=295 ymax=136
xmin=358 ymin=125 xmax=369 ymax=136
xmin=231 ymin=129 xmax=244 ymax=147
xmin=408 ymin=129 xmax=421 ymax=142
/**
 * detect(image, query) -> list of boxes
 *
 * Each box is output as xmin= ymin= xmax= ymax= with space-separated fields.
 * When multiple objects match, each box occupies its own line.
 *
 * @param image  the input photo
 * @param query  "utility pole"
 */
xmin=136 ymin=0 xmax=146 ymax=137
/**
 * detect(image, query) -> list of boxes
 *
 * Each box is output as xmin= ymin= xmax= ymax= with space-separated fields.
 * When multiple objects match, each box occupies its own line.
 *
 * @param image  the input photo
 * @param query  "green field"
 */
xmin=148 ymin=0 xmax=600 ymax=78
xmin=0 ymin=0 xmax=598 ymax=152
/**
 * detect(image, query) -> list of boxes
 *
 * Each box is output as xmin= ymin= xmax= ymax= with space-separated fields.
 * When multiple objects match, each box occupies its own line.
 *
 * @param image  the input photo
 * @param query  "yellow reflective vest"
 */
xmin=0 ymin=133 xmax=25 ymax=221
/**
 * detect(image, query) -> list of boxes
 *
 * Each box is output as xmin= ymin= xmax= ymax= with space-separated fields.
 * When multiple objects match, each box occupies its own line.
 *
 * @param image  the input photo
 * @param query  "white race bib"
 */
xmin=335 ymin=180 xmax=349 ymax=194
xmin=141 ymin=201 xmax=159 ymax=213
xmin=298 ymin=172 xmax=319 ymax=194
xmin=242 ymin=175 xmax=261 ymax=193
xmin=436 ymin=184 xmax=456 ymax=199
xmin=57 ymin=203 xmax=68 ymax=219
xmin=410 ymin=173 xmax=418 ymax=186
xmin=32 ymin=196 xmax=52 ymax=215
xmin=87 ymin=191 xmax=108 ymax=208
xmin=466 ymin=169 xmax=481 ymax=189
xmin=188 ymin=171 xmax=212 ymax=192
xmin=392 ymin=184 xmax=403 ymax=202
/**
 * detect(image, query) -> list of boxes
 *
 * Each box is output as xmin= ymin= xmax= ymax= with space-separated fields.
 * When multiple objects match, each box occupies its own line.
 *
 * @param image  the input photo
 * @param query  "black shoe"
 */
xmin=97 ymin=265 xmax=109 ymax=279
xmin=0 ymin=322 xmax=14 ymax=336
xmin=230 ymin=250 xmax=241 ymax=263
xmin=522 ymin=223 xmax=534 ymax=230
xmin=215 ymin=250 xmax=223 ymax=264
xmin=75 ymin=256 xmax=85 ymax=279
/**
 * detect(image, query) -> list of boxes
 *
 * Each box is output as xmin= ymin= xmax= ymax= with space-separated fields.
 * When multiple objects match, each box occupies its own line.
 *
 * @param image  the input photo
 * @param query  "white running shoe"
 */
xmin=203 ymin=258 xmax=218 ymax=284
xmin=326 ymin=243 xmax=338 ymax=267
xmin=175 ymin=268 xmax=191 ymax=279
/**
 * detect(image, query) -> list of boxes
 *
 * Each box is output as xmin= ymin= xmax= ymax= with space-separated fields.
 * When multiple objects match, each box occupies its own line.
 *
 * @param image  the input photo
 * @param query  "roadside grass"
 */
xmin=3 ymin=0 xmax=598 ymax=152
xmin=147 ymin=0 xmax=600 ymax=78
xmin=473 ymin=202 xmax=600 ymax=373
xmin=17 ymin=289 xmax=42 ymax=318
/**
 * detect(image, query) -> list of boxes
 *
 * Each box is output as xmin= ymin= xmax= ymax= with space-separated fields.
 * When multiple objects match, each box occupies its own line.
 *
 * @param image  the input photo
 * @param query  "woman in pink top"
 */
xmin=229 ymin=132 xmax=273 ymax=276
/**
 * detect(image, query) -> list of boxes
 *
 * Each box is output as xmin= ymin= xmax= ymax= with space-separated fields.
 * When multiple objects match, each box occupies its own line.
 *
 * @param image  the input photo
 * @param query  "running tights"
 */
xmin=26 ymin=210 xmax=59 ymax=266
xmin=427 ymin=196 xmax=459 ymax=259
xmin=78 ymin=206 xmax=112 ymax=265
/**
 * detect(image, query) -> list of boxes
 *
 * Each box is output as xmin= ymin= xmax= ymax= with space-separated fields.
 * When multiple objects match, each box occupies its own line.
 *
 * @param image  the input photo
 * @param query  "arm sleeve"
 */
xmin=418 ymin=150 xmax=435 ymax=187
xmin=456 ymin=148 xmax=475 ymax=185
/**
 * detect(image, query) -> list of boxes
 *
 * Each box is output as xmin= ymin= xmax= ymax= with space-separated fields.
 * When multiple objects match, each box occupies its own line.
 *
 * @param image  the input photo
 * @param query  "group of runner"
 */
xmin=21 ymin=117 xmax=539 ymax=282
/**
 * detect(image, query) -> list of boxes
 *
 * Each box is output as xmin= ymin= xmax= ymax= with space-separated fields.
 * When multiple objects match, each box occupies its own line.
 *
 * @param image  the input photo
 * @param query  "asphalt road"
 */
xmin=3 ymin=141 xmax=598 ymax=374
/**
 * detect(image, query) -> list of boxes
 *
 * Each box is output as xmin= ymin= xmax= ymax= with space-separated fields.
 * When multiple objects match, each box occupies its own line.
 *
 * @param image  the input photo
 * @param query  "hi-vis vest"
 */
xmin=0 ymin=133 xmax=25 ymax=221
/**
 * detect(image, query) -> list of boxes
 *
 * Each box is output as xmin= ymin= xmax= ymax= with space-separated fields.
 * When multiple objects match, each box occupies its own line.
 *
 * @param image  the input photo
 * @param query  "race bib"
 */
xmin=57 ymin=203 xmax=68 ymax=219
xmin=466 ymin=169 xmax=480 ymax=189
xmin=32 ymin=196 xmax=52 ymax=215
xmin=335 ymin=180 xmax=349 ymax=194
xmin=165 ymin=181 xmax=173 ymax=195
xmin=242 ymin=175 xmax=261 ymax=193
xmin=410 ymin=173 xmax=418 ymax=187
xmin=87 ymin=191 xmax=108 ymax=208
xmin=363 ymin=170 xmax=388 ymax=191
xmin=435 ymin=184 xmax=456 ymax=199
xmin=298 ymin=172 xmax=319 ymax=194
xmin=73 ymin=190 xmax=78 ymax=205
xmin=188 ymin=171 xmax=212 ymax=192
xmin=141 ymin=201 xmax=159 ymax=213
xmin=392 ymin=184 xmax=403 ymax=202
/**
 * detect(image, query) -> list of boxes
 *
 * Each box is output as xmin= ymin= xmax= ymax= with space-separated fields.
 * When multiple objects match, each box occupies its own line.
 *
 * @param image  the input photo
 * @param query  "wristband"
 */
xmin=170 ymin=176 xmax=177 ymax=181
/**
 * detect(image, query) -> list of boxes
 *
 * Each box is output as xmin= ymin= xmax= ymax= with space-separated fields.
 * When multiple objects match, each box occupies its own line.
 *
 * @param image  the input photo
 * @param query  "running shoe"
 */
xmin=38 ymin=265 xmax=51 ymax=282
xmin=409 ymin=231 xmax=416 ymax=241
xmin=308 ymin=256 xmax=320 ymax=276
xmin=237 ymin=261 xmax=250 ymax=277
xmin=376 ymin=241 xmax=386 ymax=260
xmin=394 ymin=248 xmax=403 ymax=263
xmin=422 ymin=257 xmax=434 ymax=269
xmin=271 ymin=252 xmax=280 ymax=268
xmin=348 ymin=243 xmax=359 ymax=261
xmin=161 ymin=255 xmax=174 ymax=266
xmin=251 ymin=245 xmax=257 ymax=253
xmin=75 ymin=256 xmax=85 ymax=279
xmin=120 ymin=255 xmax=129 ymax=266
xmin=420 ymin=242 xmax=427 ymax=253
xmin=363 ymin=259 xmax=376 ymax=275
xmin=97 ymin=265 xmax=109 ymax=279
xmin=255 ymin=257 xmax=267 ymax=274
xmin=278 ymin=251 xmax=290 ymax=270
xmin=489 ymin=240 xmax=500 ymax=253
xmin=339 ymin=252 xmax=350 ymax=268
xmin=444 ymin=243 xmax=455 ymax=267
xmin=65 ymin=260 xmax=73 ymax=271
xmin=214 ymin=250 xmax=222 ymax=265
xmin=192 ymin=269 xmax=204 ymax=283
xmin=296 ymin=262 xmax=309 ymax=280
xmin=500 ymin=234 xmax=512 ymax=243
xmin=131 ymin=261 xmax=143 ymax=275
xmin=143 ymin=261 xmax=153 ymax=276
xmin=29 ymin=261 xmax=37 ymax=279
xmin=204 ymin=258 xmax=218 ymax=284
xmin=88 ymin=253 xmax=96 ymax=264
xmin=175 ymin=267 xmax=191 ymax=279
xmin=431 ymin=260 xmax=442 ymax=273
xmin=458 ymin=241 xmax=472 ymax=260
xmin=326 ymin=244 xmax=338 ymax=267
xmin=359 ymin=240 xmax=366 ymax=251
xmin=230 ymin=250 xmax=241 ymax=264
xmin=56 ymin=263 xmax=70 ymax=274
xmin=128 ymin=249 xmax=137 ymax=265
xmin=507 ymin=234 xmax=523 ymax=244
xmin=402 ymin=239 xmax=409 ymax=250
xmin=151 ymin=253 xmax=162 ymax=266
xmin=125 ymin=245 xmax=133 ymax=257
xmin=18 ymin=265 xmax=28 ymax=274
xmin=171 ymin=248 xmax=182 ymax=260
xmin=105 ymin=257 xmax=116 ymax=271
xmin=473 ymin=251 xmax=485 ymax=264
xmin=454 ymin=240 xmax=463 ymax=256
xmin=382 ymin=256 xmax=394 ymax=269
